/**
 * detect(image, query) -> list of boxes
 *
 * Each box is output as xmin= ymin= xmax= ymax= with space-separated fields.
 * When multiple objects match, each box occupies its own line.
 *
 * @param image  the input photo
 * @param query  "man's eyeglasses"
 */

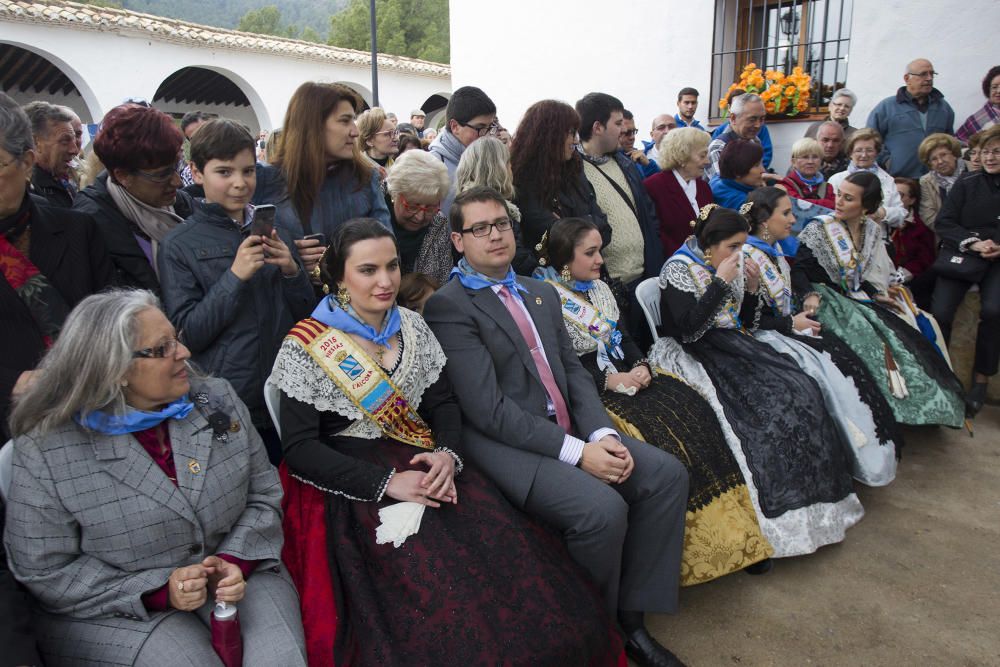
xmin=653 ymin=124 xmax=674 ymax=132
xmin=460 ymin=218 xmax=513 ymax=237
xmin=623 ymin=129 xmax=639 ymax=137
xmin=457 ymin=120 xmax=499 ymax=137
xmin=133 ymin=333 xmax=184 ymax=359
xmin=907 ymin=71 xmax=938 ymax=79
xmin=399 ymin=194 xmax=441 ymax=218
xmin=133 ymin=165 xmax=179 ymax=184
xmin=374 ymin=129 xmax=400 ymax=139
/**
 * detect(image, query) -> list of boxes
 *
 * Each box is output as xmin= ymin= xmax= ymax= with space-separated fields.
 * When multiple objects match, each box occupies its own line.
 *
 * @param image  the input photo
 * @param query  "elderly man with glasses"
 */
xmin=707 ymin=93 xmax=777 ymax=181
xmin=866 ymin=58 xmax=956 ymax=178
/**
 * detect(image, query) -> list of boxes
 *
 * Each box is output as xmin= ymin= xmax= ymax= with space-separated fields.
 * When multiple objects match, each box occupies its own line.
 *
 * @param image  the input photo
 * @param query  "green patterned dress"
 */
xmin=793 ymin=216 xmax=964 ymax=427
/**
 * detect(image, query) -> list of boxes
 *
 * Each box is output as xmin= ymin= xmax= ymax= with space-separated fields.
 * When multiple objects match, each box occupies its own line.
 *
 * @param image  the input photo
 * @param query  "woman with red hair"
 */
xmin=511 ymin=99 xmax=609 ymax=274
xmin=73 ymin=104 xmax=195 ymax=292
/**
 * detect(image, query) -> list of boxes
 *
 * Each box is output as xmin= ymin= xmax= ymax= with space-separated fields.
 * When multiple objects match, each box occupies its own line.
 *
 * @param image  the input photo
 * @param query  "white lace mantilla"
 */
xmin=659 ymin=257 xmax=756 ymax=342
xmin=798 ymin=216 xmax=884 ymax=288
xmin=563 ymin=280 xmax=621 ymax=355
xmin=271 ymin=308 xmax=448 ymax=440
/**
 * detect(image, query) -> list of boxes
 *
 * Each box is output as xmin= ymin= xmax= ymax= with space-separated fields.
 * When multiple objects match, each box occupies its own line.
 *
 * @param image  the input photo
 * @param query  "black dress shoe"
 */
xmin=623 ymin=627 xmax=687 ymax=667
xmin=744 ymin=557 xmax=773 ymax=575
xmin=966 ymin=381 xmax=989 ymax=418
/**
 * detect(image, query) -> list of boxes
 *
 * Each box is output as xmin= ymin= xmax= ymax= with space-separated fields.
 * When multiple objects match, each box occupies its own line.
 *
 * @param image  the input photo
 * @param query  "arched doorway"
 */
xmin=153 ymin=66 xmax=271 ymax=132
xmin=0 ymin=42 xmax=100 ymax=124
xmin=421 ymin=92 xmax=450 ymax=130
xmin=334 ymin=81 xmax=373 ymax=111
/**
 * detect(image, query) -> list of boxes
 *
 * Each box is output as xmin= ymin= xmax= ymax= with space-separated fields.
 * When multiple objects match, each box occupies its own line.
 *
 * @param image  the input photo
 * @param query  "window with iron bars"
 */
xmin=709 ymin=0 xmax=853 ymax=120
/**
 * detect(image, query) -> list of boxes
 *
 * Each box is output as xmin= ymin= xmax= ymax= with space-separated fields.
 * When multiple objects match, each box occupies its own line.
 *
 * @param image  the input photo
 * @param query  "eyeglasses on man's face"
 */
xmin=907 ymin=70 xmax=938 ymax=79
xmin=622 ymin=129 xmax=639 ymax=137
xmin=461 ymin=218 xmax=513 ymax=237
xmin=458 ymin=120 xmax=499 ymax=137
xmin=133 ymin=332 xmax=184 ymax=359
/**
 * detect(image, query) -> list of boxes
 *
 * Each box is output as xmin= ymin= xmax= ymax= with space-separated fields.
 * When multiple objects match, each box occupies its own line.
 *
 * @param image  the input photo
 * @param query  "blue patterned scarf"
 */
xmin=75 ymin=396 xmax=194 ymax=435
xmin=450 ymin=257 xmax=527 ymax=299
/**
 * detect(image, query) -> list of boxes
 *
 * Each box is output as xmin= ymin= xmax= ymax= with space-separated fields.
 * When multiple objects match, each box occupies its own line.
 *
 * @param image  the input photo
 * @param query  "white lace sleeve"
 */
xmin=659 ymin=260 xmax=697 ymax=293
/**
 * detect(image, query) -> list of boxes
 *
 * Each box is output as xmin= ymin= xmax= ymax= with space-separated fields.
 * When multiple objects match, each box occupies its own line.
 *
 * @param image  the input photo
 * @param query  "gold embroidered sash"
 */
xmin=743 ymin=245 xmax=792 ymax=316
xmin=287 ymin=318 xmax=435 ymax=450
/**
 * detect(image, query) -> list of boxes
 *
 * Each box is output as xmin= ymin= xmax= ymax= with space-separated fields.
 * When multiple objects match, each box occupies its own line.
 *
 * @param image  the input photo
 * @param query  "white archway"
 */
xmin=0 ymin=40 xmax=102 ymax=122
xmin=151 ymin=65 xmax=272 ymax=132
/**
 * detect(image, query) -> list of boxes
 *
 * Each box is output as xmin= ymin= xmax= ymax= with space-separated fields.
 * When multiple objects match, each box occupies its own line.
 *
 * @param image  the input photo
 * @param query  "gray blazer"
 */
xmin=424 ymin=276 xmax=613 ymax=505
xmin=3 ymin=376 xmax=284 ymax=666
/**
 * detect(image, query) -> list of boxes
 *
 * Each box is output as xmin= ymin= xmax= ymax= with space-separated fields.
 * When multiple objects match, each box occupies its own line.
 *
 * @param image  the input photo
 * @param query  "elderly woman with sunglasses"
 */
xmin=3 ymin=289 xmax=307 ymax=667
xmin=73 ymin=104 xmax=196 ymax=293
xmin=384 ymin=148 xmax=454 ymax=284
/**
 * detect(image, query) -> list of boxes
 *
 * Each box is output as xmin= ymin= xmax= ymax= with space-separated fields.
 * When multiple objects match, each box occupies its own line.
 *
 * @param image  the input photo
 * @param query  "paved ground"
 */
xmin=647 ymin=406 xmax=1000 ymax=667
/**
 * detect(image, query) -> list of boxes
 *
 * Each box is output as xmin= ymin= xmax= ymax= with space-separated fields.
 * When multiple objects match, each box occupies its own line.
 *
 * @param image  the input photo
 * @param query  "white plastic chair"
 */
xmin=0 ymin=440 xmax=13 ymax=502
xmin=635 ymin=277 xmax=662 ymax=341
xmin=263 ymin=376 xmax=282 ymax=439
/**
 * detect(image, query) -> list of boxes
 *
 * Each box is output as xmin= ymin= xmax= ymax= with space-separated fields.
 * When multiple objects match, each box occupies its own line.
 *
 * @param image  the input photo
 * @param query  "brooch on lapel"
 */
xmin=208 ymin=412 xmax=232 ymax=443
xmin=192 ymin=389 xmax=238 ymax=443
xmin=535 ymin=297 xmax=543 ymax=305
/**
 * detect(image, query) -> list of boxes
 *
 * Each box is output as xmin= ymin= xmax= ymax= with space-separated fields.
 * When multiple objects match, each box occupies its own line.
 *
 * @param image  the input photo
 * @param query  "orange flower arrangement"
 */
xmin=719 ymin=63 xmax=812 ymax=117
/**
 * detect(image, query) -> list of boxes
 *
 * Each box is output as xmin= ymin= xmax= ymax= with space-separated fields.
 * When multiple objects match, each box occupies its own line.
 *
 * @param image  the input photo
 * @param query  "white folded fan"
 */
xmin=375 ymin=501 xmax=426 ymax=548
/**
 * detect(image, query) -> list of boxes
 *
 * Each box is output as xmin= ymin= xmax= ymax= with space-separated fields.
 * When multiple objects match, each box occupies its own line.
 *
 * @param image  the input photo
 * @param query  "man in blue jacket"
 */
xmin=866 ymin=58 xmax=955 ymax=178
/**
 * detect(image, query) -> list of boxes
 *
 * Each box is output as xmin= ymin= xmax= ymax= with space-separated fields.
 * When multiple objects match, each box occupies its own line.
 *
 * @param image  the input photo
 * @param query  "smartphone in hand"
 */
xmin=302 ymin=232 xmax=327 ymax=246
xmin=250 ymin=204 xmax=276 ymax=238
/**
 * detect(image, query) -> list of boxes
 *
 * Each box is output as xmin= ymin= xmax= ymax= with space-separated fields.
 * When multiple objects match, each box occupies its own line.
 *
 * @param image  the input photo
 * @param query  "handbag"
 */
xmin=931 ymin=247 xmax=990 ymax=283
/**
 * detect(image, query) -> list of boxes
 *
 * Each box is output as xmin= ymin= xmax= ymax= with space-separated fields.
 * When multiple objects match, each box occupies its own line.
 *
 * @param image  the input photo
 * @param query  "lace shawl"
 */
xmin=659 ymin=257 xmax=757 ymax=343
xmin=798 ymin=216 xmax=885 ymax=289
xmin=563 ymin=280 xmax=621 ymax=356
xmin=271 ymin=308 xmax=448 ymax=440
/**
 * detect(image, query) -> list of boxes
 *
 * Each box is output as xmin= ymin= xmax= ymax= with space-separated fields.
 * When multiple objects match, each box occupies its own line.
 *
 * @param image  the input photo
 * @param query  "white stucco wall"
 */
xmin=452 ymin=0 xmax=1000 ymax=174
xmin=0 ymin=21 xmax=451 ymax=132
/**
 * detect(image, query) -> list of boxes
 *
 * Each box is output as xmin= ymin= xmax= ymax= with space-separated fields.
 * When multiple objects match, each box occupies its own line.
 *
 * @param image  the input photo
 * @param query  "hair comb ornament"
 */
xmin=739 ymin=202 xmax=754 ymax=216
xmin=697 ymin=203 xmax=720 ymax=221
xmin=534 ymin=230 xmax=550 ymax=266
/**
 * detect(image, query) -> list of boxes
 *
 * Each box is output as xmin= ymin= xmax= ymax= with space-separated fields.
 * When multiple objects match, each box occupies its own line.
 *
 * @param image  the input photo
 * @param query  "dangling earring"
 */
xmin=761 ymin=227 xmax=772 ymax=243
xmin=336 ymin=285 xmax=351 ymax=306
xmin=560 ymin=265 xmax=572 ymax=283
xmin=121 ymin=380 xmax=129 ymax=388
xmin=704 ymin=248 xmax=713 ymax=263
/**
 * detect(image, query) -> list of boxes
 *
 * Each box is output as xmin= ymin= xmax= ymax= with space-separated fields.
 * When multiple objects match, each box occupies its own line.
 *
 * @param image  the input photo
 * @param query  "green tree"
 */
xmin=237 ymin=5 xmax=286 ymax=36
xmin=301 ymin=26 xmax=323 ymax=43
xmin=328 ymin=0 xmax=449 ymax=63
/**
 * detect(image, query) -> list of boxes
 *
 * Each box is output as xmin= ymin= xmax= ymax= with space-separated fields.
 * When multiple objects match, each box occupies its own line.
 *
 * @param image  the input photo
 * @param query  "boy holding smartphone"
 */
xmin=158 ymin=119 xmax=314 ymax=462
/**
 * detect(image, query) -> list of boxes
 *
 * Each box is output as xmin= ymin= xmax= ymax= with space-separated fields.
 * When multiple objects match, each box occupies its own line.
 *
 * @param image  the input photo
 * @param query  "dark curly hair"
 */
xmin=93 ymin=104 xmax=183 ymax=175
xmin=510 ymin=100 xmax=582 ymax=213
xmin=982 ymin=65 xmax=1000 ymax=98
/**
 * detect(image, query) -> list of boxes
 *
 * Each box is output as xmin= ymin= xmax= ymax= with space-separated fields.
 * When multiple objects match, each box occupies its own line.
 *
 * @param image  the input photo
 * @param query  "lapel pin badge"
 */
xmin=229 ymin=421 xmax=241 ymax=433
xmin=535 ymin=296 xmax=543 ymax=305
xmin=187 ymin=459 xmax=201 ymax=474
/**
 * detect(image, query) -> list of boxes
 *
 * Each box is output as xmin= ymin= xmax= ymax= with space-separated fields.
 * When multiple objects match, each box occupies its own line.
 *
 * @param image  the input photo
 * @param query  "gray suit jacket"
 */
xmin=3 ymin=376 xmax=284 ymax=666
xmin=424 ymin=276 xmax=613 ymax=505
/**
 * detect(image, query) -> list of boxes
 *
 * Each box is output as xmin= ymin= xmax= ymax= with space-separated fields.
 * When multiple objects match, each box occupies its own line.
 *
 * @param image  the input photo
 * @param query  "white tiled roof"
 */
xmin=0 ymin=0 xmax=451 ymax=77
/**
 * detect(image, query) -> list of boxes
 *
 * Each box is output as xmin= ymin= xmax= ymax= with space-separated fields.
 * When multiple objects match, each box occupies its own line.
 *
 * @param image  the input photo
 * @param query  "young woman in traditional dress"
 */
xmin=271 ymin=218 xmax=622 ymax=667
xmin=741 ymin=187 xmax=898 ymax=486
xmin=793 ymin=172 xmax=965 ymax=428
xmin=650 ymin=205 xmax=863 ymax=558
xmin=534 ymin=218 xmax=773 ymax=583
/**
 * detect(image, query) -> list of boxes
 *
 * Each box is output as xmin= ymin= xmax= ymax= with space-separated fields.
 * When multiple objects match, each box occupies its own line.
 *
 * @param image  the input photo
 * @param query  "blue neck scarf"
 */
xmin=311 ymin=295 xmax=401 ymax=347
xmin=793 ymin=170 xmax=825 ymax=187
xmin=746 ymin=234 xmax=785 ymax=257
xmin=674 ymin=238 xmax=713 ymax=271
xmin=75 ymin=396 xmax=194 ymax=435
xmin=531 ymin=265 xmax=595 ymax=292
xmin=450 ymin=257 xmax=527 ymax=299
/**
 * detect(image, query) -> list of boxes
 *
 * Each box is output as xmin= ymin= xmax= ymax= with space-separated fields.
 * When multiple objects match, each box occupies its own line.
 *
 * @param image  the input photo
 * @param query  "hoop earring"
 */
xmin=560 ymin=265 xmax=572 ymax=282
xmin=336 ymin=285 xmax=351 ymax=307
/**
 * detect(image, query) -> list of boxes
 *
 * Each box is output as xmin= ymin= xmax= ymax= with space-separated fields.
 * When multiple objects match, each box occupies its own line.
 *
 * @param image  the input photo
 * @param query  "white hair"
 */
xmin=730 ymin=93 xmax=763 ymax=116
xmin=386 ymin=149 xmax=451 ymax=202
xmin=831 ymin=89 xmax=857 ymax=107
xmin=9 ymin=290 xmax=162 ymax=436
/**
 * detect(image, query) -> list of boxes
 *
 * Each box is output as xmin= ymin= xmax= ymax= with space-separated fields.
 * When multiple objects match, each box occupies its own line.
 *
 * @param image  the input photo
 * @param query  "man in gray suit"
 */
xmin=424 ymin=186 xmax=689 ymax=667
